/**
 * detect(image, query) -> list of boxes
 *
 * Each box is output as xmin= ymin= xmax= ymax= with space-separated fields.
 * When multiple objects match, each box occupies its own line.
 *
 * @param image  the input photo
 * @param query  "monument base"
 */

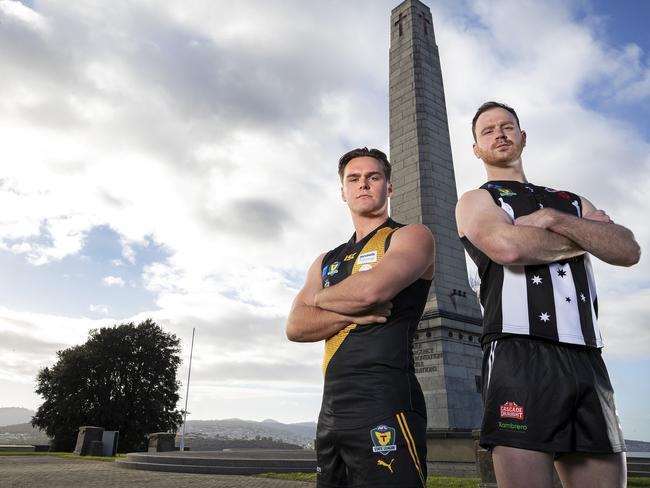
xmin=425 ymin=429 xmax=477 ymax=478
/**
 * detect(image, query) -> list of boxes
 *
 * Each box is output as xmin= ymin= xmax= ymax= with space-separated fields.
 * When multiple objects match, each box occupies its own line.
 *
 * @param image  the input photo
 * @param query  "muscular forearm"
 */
xmin=495 ymin=225 xmax=585 ymax=265
xmin=549 ymin=217 xmax=640 ymax=266
xmin=314 ymin=271 xmax=387 ymax=315
xmin=286 ymin=304 xmax=355 ymax=342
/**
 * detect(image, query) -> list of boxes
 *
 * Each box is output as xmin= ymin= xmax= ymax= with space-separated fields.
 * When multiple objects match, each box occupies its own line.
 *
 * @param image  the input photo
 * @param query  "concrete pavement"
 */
xmin=0 ymin=456 xmax=315 ymax=488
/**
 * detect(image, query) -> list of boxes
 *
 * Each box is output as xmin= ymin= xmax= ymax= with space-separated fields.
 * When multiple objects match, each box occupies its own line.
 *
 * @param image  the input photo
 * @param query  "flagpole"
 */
xmin=179 ymin=327 xmax=195 ymax=452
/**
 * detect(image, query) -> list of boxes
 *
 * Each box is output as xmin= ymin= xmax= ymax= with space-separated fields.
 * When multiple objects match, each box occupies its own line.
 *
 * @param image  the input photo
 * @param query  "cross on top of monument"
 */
xmin=394 ymin=12 xmax=407 ymax=36
xmin=418 ymin=12 xmax=430 ymax=35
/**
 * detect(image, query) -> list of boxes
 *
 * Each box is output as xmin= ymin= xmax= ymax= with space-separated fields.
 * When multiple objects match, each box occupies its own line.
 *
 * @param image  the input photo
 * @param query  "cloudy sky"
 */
xmin=1 ymin=0 xmax=649 ymax=441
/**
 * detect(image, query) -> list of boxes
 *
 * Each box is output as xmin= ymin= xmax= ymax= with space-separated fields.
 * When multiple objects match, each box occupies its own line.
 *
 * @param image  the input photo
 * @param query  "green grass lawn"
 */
xmin=259 ymin=472 xmax=650 ymax=487
xmin=258 ymin=473 xmax=480 ymax=487
xmin=1 ymin=453 xmax=647 ymax=486
xmin=0 ymin=451 xmax=125 ymax=462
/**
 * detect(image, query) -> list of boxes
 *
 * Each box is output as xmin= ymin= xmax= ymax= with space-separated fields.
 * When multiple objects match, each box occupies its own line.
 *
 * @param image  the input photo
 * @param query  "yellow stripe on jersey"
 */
xmin=322 ymin=226 xmax=398 ymax=376
xmin=396 ymin=412 xmax=426 ymax=488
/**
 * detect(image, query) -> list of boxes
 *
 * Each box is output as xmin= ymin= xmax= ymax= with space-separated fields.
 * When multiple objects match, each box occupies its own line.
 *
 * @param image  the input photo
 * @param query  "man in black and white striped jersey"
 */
xmin=456 ymin=101 xmax=641 ymax=488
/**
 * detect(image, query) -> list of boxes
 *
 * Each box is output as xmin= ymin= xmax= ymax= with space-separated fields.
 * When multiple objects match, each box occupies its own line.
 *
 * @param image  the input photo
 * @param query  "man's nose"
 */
xmin=360 ymin=179 xmax=370 ymax=189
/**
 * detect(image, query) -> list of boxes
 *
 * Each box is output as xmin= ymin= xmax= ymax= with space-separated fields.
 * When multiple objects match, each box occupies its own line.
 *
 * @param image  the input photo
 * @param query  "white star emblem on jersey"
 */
xmin=539 ymin=312 xmax=551 ymax=322
xmin=580 ymin=293 xmax=586 ymax=302
xmin=531 ymin=275 xmax=542 ymax=285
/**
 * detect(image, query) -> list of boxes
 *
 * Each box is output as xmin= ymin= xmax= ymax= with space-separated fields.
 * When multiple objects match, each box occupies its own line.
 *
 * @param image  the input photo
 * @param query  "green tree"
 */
xmin=32 ymin=319 xmax=183 ymax=452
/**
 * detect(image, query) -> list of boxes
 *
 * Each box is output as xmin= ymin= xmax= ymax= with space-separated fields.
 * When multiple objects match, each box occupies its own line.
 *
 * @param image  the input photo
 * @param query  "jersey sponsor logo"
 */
xmin=377 ymin=458 xmax=394 ymax=474
xmin=357 ymin=251 xmax=378 ymax=265
xmin=487 ymin=183 xmax=517 ymax=197
xmin=327 ymin=262 xmax=340 ymax=276
xmin=370 ymin=424 xmax=397 ymax=455
xmin=343 ymin=252 xmax=357 ymax=262
xmin=358 ymin=263 xmax=373 ymax=272
xmin=500 ymin=401 xmax=525 ymax=420
xmin=498 ymin=421 xmax=528 ymax=432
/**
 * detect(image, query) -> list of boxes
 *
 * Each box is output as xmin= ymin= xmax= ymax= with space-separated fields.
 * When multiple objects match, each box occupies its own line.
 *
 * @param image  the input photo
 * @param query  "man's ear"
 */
xmin=387 ymin=181 xmax=393 ymax=197
xmin=521 ymin=130 xmax=527 ymax=147
xmin=341 ymin=186 xmax=346 ymax=202
xmin=472 ymin=143 xmax=481 ymax=159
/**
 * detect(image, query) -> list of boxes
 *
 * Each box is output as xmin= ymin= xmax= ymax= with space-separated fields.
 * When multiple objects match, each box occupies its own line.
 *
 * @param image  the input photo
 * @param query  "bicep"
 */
xmin=369 ymin=225 xmax=434 ymax=293
xmin=289 ymin=254 xmax=325 ymax=311
xmin=456 ymin=190 xmax=515 ymax=256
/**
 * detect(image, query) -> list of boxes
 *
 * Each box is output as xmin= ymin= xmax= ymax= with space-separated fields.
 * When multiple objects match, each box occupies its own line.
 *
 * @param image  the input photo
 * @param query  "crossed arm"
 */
xmin=285 ymin=224 xmax=435 ymax=342
xmin=456 ymin=189 xmax=640 ymax=267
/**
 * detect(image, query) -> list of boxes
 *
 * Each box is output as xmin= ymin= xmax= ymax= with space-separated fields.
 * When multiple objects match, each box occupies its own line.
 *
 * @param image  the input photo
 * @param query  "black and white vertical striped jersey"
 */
xmin=461 ymin=181 xmax=603 ymax=348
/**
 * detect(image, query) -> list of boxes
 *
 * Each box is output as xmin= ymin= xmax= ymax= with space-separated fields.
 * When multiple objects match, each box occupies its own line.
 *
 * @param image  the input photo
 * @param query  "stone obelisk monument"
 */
xmin=389 ymin=0 xmax=483 ymax=434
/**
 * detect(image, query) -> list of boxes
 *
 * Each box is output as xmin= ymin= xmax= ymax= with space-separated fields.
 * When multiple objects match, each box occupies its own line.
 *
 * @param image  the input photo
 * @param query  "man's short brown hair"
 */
xmin=338 ymin=147 xmax=391 ymax=180
xmin=472 ymin=101 xmax=521 ymax=140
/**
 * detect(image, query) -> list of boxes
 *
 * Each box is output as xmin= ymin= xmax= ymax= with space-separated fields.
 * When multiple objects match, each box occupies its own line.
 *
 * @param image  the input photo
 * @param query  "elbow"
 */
xmin=285 ymin=322 xmax=303 ymax=342
xmin=620 ymin=244 xmax=641 ymax=267
xmin=490 ymin=243 xmax=522 ymax=266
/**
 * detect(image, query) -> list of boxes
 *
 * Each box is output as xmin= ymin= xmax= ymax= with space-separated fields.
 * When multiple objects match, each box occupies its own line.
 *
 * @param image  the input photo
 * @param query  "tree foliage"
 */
xmin=32 ymin=319 xmax=183 ymax=452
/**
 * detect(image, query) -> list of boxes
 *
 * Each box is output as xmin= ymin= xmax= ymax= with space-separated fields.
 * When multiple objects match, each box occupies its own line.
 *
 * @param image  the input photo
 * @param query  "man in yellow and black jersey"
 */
xmin=286 ymin=147 xmax=435 ymax=488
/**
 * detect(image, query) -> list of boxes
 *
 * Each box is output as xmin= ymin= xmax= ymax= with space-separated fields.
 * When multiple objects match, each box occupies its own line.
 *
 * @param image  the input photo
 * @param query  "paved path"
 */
xmin=0 ymin=456 xmax=315 ymax=488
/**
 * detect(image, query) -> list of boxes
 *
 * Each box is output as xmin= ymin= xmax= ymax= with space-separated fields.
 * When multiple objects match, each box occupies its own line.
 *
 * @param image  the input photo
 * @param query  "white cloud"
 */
xmin=89 ymin=304 xmax=109 ymax=315
xmin=0 ymin=0 xmax=647 ymax=431
xmin=102 ymin=276 xmax=126 ymax=287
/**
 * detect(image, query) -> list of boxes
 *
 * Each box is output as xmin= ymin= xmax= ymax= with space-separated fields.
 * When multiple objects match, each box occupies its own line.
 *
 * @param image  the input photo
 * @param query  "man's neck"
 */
xmin=485 ymin=159 xmax=527 ymax=183
xmin=351 ymin=213 xmax=389 ymax=242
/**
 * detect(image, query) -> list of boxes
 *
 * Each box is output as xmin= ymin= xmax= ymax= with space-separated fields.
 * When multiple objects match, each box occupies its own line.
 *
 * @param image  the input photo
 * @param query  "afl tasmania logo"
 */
xmin=500 ymin=401 xmax=525 ymax=420
xmin=370 ymin=425 xmax=397 ymax=455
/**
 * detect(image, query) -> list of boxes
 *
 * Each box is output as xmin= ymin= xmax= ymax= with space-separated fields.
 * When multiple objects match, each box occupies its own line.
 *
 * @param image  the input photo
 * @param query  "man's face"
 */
xmin=473 ymin=107 xmax=526 ymax=166
xmin=341 ymin=156 xmax=392 ymax=216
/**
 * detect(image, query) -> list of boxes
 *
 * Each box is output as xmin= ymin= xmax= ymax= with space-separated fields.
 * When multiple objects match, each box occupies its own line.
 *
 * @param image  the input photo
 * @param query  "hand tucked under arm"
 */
xmin=457 ymin=189 xmax=585 ymax=266
xmin=520 ymin=203 xmax=640 ymax=266
xmin=286 ymin=253 xmax=392 ymax=342
xmin=286 ymin=300 xmax=391 ymax=342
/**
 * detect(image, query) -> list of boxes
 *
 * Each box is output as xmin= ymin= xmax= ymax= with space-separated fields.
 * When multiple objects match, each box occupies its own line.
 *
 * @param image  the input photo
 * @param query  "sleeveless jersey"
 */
xmin=461 ymin=181 xmax=602 ymax=348
xmin=318 ymin=218 xmax=430 ymax=429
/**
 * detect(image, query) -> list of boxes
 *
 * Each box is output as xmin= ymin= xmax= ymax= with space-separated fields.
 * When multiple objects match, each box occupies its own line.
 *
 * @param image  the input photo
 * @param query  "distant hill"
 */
xmin=627 ymin=439 xmax=650 ymax=453
xmin=0 ymin=408 xmax=35 ymax=426
xmin=185 ymin=418 xmax=317 ymax=447
xmin=0 ymin=422 xmax=50 ymax=445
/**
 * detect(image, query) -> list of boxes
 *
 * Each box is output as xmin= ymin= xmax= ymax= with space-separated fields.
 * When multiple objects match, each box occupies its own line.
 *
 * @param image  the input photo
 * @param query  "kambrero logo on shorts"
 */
xmin=500 ymin=401 xmax=525 ymax=420
xmin=370 ymin=424 xmax=397 ymax=455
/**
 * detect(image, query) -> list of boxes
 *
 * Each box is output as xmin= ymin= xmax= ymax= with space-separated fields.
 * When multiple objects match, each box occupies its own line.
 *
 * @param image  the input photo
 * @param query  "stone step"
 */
xmin=115 ymin=460 xmax=314 ymax=475
xmin=115 ymin=450 xmax=317 ymax=475
xmin=122 ymin=454 xmax=315 ymax=469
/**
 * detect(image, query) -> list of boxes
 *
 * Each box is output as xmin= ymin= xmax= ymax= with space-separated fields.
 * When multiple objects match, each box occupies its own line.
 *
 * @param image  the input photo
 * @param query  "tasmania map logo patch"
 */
xmin=370 ymin=424 xmax=397 ymax=455
xmin=500 ymin=401 xmax=525 ymax=420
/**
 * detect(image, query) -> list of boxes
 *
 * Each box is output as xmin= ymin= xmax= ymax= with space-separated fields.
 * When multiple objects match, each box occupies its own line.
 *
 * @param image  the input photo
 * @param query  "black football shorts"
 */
xmin=480 ymin=336 xmax=625 ymax=455
xmin=316 ymin=410 xmax=426 ymax=488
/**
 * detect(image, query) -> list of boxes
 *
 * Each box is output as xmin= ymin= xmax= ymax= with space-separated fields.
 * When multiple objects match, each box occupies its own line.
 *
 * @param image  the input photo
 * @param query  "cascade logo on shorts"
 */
xmin=500 ymin=401 xmax=525 ymax=420
xmin=357 ymin=251 xmax=378 ymax=265
xmin=370 ymin=424 xmax=397 ymax=455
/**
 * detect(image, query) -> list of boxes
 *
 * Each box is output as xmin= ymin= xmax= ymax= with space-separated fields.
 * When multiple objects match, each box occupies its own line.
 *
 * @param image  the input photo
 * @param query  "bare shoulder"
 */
xmin=393 ymin=223 xmax=434 ymax=244
xmin=579 ymin=195 xmax=597 ymax=213
xmin=457 ymin=188 xmax=492 ymax=209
